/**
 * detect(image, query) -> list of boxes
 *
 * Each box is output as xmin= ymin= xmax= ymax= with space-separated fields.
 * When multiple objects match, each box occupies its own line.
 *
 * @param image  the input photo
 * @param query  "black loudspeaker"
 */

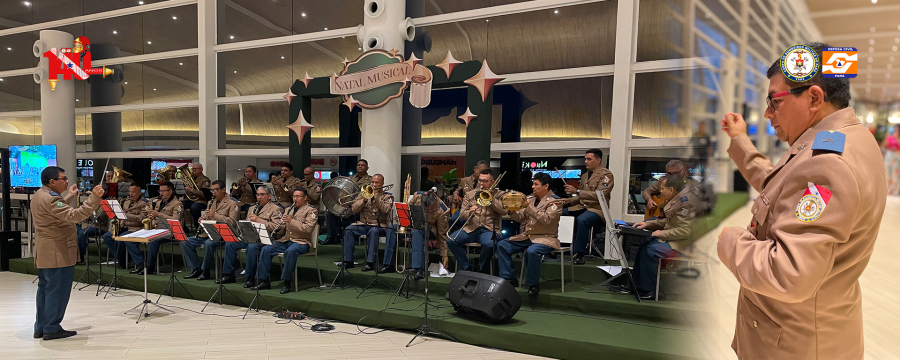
xmin=0 ymin=231 xmax=22 ymax=271
xmin=446 ymin=271 xmax=521 ymax=324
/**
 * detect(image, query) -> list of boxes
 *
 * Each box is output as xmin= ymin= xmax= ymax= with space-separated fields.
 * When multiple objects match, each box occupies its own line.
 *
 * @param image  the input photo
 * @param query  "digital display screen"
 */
xmin=9 ymin=145 xmax=57 ymax=187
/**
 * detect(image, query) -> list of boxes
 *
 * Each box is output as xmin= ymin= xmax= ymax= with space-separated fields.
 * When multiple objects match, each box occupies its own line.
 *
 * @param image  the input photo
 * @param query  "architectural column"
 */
xmin=338 ymin=105 xmax=361 ymax=175
xmin=89 ymin=44 xmax=123 ymax=183
xmin=400 ymin=0 xmax=426 ymax=190
xmin=35 ymin=30 xmax=76 ymax=189
xmin=198 ymin=0 xmax=217 ymax=177
xmin=465 ymin=87 xmax=492 ymax=175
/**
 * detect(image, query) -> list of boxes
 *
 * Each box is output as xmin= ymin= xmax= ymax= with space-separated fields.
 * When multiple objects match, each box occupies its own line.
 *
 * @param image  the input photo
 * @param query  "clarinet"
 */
xmin=196 ymin=200 xmax=215 ymax=237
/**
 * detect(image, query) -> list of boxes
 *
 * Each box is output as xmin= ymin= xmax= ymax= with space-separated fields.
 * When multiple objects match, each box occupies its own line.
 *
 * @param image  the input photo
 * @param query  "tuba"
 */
xmin=111 ymin=165 xmax=132 ymax=183
xmin=177 ymin=164 xmax=202 ymax=201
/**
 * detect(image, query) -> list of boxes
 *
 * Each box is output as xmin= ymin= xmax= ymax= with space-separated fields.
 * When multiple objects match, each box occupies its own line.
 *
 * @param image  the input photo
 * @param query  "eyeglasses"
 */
xmin=292 ymin=194 xmax=306 ymax=198
xmin=160 ymin=189 xmax=172 ymax=193
xmin=211 ymin=188 xmax=223 ymax=192
xmin=256 ymin=193 xmax=268 ymax=197
xmin=54 ymin=176 xmax=68 ymax=181
xmin=665 ymin=171 xmax=680 ymax=176
xmin=766 ymin=85 xmax=812 ymax=112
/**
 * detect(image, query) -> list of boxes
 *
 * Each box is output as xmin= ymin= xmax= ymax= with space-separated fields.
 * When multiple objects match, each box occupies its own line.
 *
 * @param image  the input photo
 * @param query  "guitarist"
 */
xmin=642 ymin=160 xmax=697 ymax=219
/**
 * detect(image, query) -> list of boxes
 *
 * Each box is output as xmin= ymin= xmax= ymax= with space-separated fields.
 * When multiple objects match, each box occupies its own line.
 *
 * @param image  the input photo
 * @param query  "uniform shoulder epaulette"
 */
xmin=384 ymin=192 xmax=392 ymax=195
xmin=49 ymin=191 xmax=60 ymax=196
xmin=308 ymin=204 xmax=316 ymax=209
xmin=415 ymin=191 xmax=425 ymax=195
xmin=811 ymin=130 xmax=846 ymax=154
xmin=680 ymin=196 xmax=689 ymax=203
xmin=551 ymin=194 xmax=561 ymax=199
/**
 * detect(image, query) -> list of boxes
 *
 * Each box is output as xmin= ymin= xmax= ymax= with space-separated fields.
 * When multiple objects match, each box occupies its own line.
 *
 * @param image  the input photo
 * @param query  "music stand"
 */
xmin=391 ymin=203 xmax=425 ymax=302
xmin=405 ymin=203 xmax=456 ymax=347
xmin=171 ymin=180 xmax=187 ymax=196
xmin=241 ymin=221 xmax=275 ymax=318
xmin=74 ymin=210 xmax=103 ymax=292
xmin=98 ymin=200 xmax=134 ymax=298
xmin=118 ymin=230 xmax=175 ymax=323
xmin=586 ymin=191 xmax=641 ymax=302
xmin=117 ymin=182 xmax=132 ymax=198
xmin=202 ymin=222 xmax=247 ymax=312
xmin=156 ymin=219 xmax=195 ymax=303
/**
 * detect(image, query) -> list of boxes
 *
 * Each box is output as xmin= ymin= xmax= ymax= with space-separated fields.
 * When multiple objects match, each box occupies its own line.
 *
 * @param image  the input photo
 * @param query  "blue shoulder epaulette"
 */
xmin=551 ymin=194 xmax=561 ymax=199
xmin=415 ymin=191 xmax=425 ymax=195
xmin=811 ymin=130 xmax=845 ymax=153
xmin=439 ymin=203 xmax=448 ymax=211
xmin=308 ymin=204 xmax=316 ymax=209
xmin=49 ymin=191 xmax=60 ymax=196
xmin=680 ymin=196 xmax=688 ymax=203
xmin=384 ymin=192 xmax=392 ymax=195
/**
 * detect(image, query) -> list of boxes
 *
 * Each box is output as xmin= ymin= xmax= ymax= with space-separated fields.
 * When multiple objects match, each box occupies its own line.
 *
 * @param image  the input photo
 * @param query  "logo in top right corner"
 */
xmin=822 ymin=47 xmax=857 ymax=78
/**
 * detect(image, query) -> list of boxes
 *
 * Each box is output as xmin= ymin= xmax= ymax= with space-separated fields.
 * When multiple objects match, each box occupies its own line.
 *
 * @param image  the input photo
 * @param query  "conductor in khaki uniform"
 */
xmin=498 ymin=172 xmax=562 ymax=296
xmin=32 ymin=166 xmax=105 ymax=340
xmin=718 ymin=42 xmax=886 ymax=360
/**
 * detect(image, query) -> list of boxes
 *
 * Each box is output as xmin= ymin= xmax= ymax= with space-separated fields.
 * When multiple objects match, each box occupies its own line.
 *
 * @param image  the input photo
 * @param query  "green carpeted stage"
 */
xmin=8 ymin=193 xmax=747 ymax=360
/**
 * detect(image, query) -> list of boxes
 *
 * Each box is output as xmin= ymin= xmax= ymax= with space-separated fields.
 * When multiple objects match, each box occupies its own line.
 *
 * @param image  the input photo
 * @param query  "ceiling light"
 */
xmin=887 ymin=73 xmax=892 ymax=78
xmin=172 ymin=16 xmax=177 ymax=20
xmin=76 ymin=99 xmax=79 ymax=102
xmin=179 ymin=62 xmax=183 ymax=65
xmin=230 ymin=35 xmax=234 ymax=39
xmin=554 ymin=10 xmax=559 ymax=14
xmin=869 ymin=47 xmax=875 ymax=53
xmin=153 ymin=88 xmax=157 ymax=91
xmin=138 ymin=1 xmax=144 ymax=4
xmin=868 ymin=57 xmax=874 ymax=63
xmin=867 ymin=112 xmax=875 ymax=123
xmin=872 ymin=0 xmax=877 ymax=3
xmin=124 ymin=82 xmax=128 ymax=84
xmin=324 ymin=28 xmax=328 ymax=30
xmin=891 ymin=56 xmax=896 ymax=61
xmin=870 ymin=27 xmax=876 ymax=32
xmin=889 ymin=64 xmax=894 ymax=69
xmin=280 ymin=56 xmax=285 ymax=59
xmin=896 ymin=37 xmax=900 ymax=43
xmin=868 ymin=74 xmax=873 ymax=78
xmin=358 ymin=47 xmax=362 ymax=50
xmin=6 ymin=47 xmax=10 ymax=51
xmin=147 ymin=41 xmax=152 ymax=44
xmin=894 ymin=46 xmax=898 ymax=51
xmin=23 ymin=1 xmax=30 ymax=6
xmin=112 ymin=30 xmax=117 ymax=34
xmin=233 ymin=70 xmax=237 ymax=73
xmin=301 ymin=12 xmax=306 ymax=17
xmin=866 ymin=87 xmax=871 ymax=92
xmin=867 ymin=80 xmax=872 ymax=85
xmin=868 ymin=65 xmax=873 ymax=70
xmin=485 ymin=19 xmax=489 ymax=22
xmin=0 ymin=78 xmax=4 ymax=81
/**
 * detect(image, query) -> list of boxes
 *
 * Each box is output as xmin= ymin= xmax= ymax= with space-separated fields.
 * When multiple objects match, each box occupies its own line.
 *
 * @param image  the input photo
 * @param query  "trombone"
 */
xmin=337 ymin=183 xmax=394 ymax=205
xmin=396 ymin=174 xmax=411 ymax=273
xmin=446 ymin=171 xmax=505 ymax=241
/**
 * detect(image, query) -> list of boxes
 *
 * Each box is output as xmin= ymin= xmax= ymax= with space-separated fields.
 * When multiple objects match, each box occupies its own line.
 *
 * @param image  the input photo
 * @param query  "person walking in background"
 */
xmin=881 ymin=124 xmax=900 ymax=195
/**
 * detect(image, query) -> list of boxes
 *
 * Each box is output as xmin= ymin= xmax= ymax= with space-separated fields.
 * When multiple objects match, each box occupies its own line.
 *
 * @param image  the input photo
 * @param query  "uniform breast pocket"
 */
xmin=748 ymin=196 xmax=770 ymax=236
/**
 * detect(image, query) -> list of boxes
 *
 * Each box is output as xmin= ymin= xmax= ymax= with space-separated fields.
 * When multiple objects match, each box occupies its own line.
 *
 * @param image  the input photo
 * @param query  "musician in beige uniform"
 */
xmin=498 ymin=172 xmax=562 ymax=296
xmin=182 ymin=180 xmax=240 ymax=280
xmin=641 ymin=159 xmax=698 ymax=211
xmin=342 ymin=174 xmax=394 ymax=271
xmin=125 ymin=181 xmax=184 ymax=275
xmin=326 ymin=160 xmax=374 ymax=244
xmin=231 ymin=165 xmax=262 ymax=214
xmin=631 ymin=176 xmax=703 ymax=300
xmin=182 ymin=163 xmax=211 ymax=226
xmin=100 ymin=184 xmax=148 ymax=269
xmin=449 ymin=160 xmax=489 ymax=228
xmin=254 ymin=188 xmax=318 ymax=293
xmin=32 ymin=166 xmax=104 ymax=341
xmin=717 ymin=42 xmax=886 ymax=360
xmin=559 ymin=149 xmax=614 ymax=264
xmin=384 ymin=190 xmax=451 ymax=280
xmin=272 ymin=162 xmax=303 ymax=208
xmin=298 ymin=166 xmax=322 ymax=207
xmin=447 ymin=169 xmax=506 ymax=273
xmin=220 ymin=186 xmax=282 ymax=288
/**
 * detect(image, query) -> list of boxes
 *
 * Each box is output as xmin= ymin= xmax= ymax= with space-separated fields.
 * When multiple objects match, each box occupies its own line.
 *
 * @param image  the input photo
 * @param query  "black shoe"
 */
xmin=184 ymin=268 xmax=203 ymax=279
xmin=196 ymin=270 xmax=211 ymax=281
xmin=42 ymin=329 xmax=76 ymax=341
xmin=243 ymin=279 xmax=255 ymax=288
xmin=137 ymin=267 xmax=155 ymax=276
xmin=528 ymin=285 xmax=540 ymax=296
xmin=361 ymin=263 xmax=376 ymax=272
xmin=573 ymin=254 xmax=585 ymax=265
xmin=414 ymin=269 xmax=426 ymax=281
xmin=612 ymin=285 xmax=634 ymax=294
xmin=130 ymin=265 xmax=144 ymax=274
xmin=506 ymin=278 xmax=520 ymax=288
xmin=640 ymin=291 xmax=665 ymax=300
xmin=378 ymin=265 xmax=395 ymax=274
xmin=216 ymin=275 xmax=236 ymax=285
xmin=280 ymin=281 xmax=292 ymax=294
xmin=341 ymin=261 xmax=355 ymax=269
xmin=253 ymin=281 xmax=271 ymax=290
xmin=33 ymin=332 xmax=43 ymax=339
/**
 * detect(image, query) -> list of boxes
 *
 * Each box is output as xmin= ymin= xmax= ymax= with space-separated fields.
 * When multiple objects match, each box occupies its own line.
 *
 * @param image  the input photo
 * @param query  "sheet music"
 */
xmin=121 ymin=229 xmax=170 ymax=239
xmin=104 ymin=200 xmax=128 ymax=220
xmin=171 ymin=179 xmax=187 ymax=195
xmin=253 ymin=222 xmax=272 ymax=245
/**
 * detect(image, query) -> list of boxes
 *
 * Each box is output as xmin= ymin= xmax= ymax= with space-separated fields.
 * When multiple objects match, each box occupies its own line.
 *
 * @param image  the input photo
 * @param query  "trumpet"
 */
xmin=338 ymin=183 xmax=394 ymax=205
xmin=446 ymin=172 xmax=505 ymax=241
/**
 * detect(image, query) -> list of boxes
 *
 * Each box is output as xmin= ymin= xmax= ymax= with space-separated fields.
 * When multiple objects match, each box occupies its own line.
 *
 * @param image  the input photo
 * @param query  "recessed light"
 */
xmin=887 ymin=73 xmax=892 ymax=78
xmin=554 ymin=10 xmax=559 ymax=14
xmin=870 ymin=39 xmax=876 ymax=45
xmin=230 ymin=35 xmax=234 ymax=39
xmin=179 ymin=62 xmax=183 ymax=65
xmin=870 ymin=27 xmax=876 ymax=32
xmin=172 ymin=16 xmax=177 ymax=20
xmin=868 ymin=57 xmax=874 ymax=63
xmin=872 ymin=0 xmax=877 ymax=3
xmin=889 ymin=64 xmax=894 ymax=69
xmin=866 ymin=87 xmax=871 ymax=92
xmin=138 ymin=1 xmax=144 ymax=4
xmin=233 ymin=70 xmax=237 ymax=73
xmin=280 ymin=56 xmax=285 ymax=59
xmin=0 ymin=78 xmax=4 ymax=81
xmin=486 ymin=19 xmax=489 ymax=22
xmin=867 ymin=80 xmax=872 ymax=85
xmin=23 ymin=1 xmax=30 ymax=6
xmin=153 ymin=88 xmax=157 ymax=91
xmin=301 ymin=12 xmax=306 ymax=17
xmin=868 ymin=65 xmax=873 ymax=70
xmin=891 ymin=56 xmax=896 ymax=61
xmin=324 ymin=28 xmax=328 ymax=30
xmin=112 ymin=30 xmax=117 ymax=34
xmin=358 ymin=47 xmax=362 ymax=50
xmin=124 ymin=81 xmax=128 ymax=84
xmin=76 ymin=99 xmax=79 ymax=102
xmin=894 ymin=46 xmax=898 ymax=51
xmin=147 ymin=41 xmax=152 ymax=44
xmin=869 ymin=47 xmax=875 ymax=53
xmin=6 ymin=47 xmax=11 ymax=51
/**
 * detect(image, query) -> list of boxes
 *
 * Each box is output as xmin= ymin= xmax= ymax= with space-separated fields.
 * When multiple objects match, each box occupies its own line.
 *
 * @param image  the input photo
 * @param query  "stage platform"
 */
xmin=10 ymin=239 xmax=712 ymax=360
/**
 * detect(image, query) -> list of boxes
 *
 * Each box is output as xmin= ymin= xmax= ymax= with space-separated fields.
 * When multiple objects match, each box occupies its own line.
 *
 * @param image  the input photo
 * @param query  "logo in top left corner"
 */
xmin=38 ymin=36 xmax=115 ymax=90
xmin=822 ymin=47 xmax=858 ymax=78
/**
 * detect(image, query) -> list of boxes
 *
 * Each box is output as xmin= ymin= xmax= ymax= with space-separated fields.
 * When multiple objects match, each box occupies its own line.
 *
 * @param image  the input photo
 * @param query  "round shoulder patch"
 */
xmin=781 ymin=44 xmax=820 ymax=82
xmin=795 ymin=194 xmax=823 ymax=222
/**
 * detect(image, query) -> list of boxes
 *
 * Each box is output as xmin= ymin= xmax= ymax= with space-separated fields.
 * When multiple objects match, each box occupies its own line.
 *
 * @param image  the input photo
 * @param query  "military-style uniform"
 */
xmin=231 ymin=177 xmax=262 ymax=211
xmin=632 ymin=186 xmax=703 ymax=294
xmin=446 ymin=188 xmax=507 ymax=272
xmin=297 ymin=178 xmax=322 ymax=206
xmin=258 ymin=204 xmax=317 ymax=284
xmin=273 ymin=175 xmax=303 ymax=208
xmin=32 ymin=186 xmax=101 ymax=336
xmin=182 ymin=174 xmax=211 ymax=227
xmin=499 ymin=191 xmax=563 ymax=286
xmin=456 ymin=173 xmax=478 ymax=199
xmin=563 ymin=168 xmax=614 ymax=257
xmin=350 ymin=172 xmax=372 ymax=187
xmin=182 ymin=197 xmax=240 ymax=273
xmin=326 ymin=173 xmax=371 ymax=242
xmin=383 ymin=191 xmax=451 ymax=270
xmin=343 ymin=191 xmax=395 ymax=264
xmin=101 ymin=197 xmax=149 ymax=267
xmin=125 ymin=196 xmax=183 ymax=272
xmin=718 ymin=108 xmax=886 ymax=360
xmin=224 ymin=201 xmax=283 ymax=281
xmin=642 ymin=176 xmax=699 ymax=211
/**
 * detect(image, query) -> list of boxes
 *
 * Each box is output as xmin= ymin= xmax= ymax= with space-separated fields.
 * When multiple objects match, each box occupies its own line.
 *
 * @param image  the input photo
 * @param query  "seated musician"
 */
xmin=498 ymin=173 xmax=562 ymax=296
xmin=630 ymin=175 xmax=702 ymax=300
xmin=324 ymin=160 xmax=371 ymax=244
xmin=342 ymin=174 xmax=395 ymax=271
xmin=181 ymin=163 xmax=211 ymax=226
xmin=253 ymin=188 xmax=317 ymax=293
xmin=124 ymin=181 xmax=183 ymax=275
xmin=446 ymin=169 xmax=506 ymax=273
xmin=448 ymin=160 xmax=489 ymax=231
xmin=384 ymin=190 xmax=451 ymax=280
xmin=98 ymin=183 xmax=146 ymax=269
xmin=297 ymin=166 xmax=322 ymax=208
xmin=231 ymin=165 xmax=262 ymax=214
xmin=181 ymin=180 xmax=240 ymax=280
xmin=641 ymin=160 xmax=697 ymax=215
xmin=559 ymin=149 xmax=614 ymax=265
xmin=219 ymin=187 xmax=282 ymax=288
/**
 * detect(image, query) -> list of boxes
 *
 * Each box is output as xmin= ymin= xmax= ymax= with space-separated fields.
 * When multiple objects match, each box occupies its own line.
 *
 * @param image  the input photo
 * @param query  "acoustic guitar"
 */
xmin=644 ymin=195 xmax=666 ymax=220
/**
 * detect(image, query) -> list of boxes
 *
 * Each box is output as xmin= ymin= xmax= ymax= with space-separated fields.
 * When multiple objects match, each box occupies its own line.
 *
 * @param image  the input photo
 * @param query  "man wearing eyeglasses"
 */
xmin=182 ymin=180 xmax=240 ymax=280
xmin=31 ymin=166 xmax=105 ymax=341
xmin=218 ymin=187 xmax=282 ymax=288
xmin=124 ymin=181 xmax=183 ymax=275
xmin=254 ymin=188 xmax=317 ymax=293
xmin=641 ymin=159 xmax=698 ymax=214
xmin=446 ymin=169 xmax=506 ymax=274
xmin=718 ymin=42 xmax=886 ymax=360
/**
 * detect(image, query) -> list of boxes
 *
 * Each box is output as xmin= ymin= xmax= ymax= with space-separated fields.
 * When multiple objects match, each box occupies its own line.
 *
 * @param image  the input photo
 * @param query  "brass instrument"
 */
xmin=141 ymin=197 xmax=157 ymax=230
xmin=337 ymin=183 xmax=394 ymax=205
xmin=232 ymin=177 xmax=247 ymax=190
xmin=196 ymin=200 xmax=214 ymax=237
xmin=500 ymin=191 xmax=528 ymax=212
xmin=110 ymin=165 xmax=132 ymax=183
xmin=177 ymin=164 xmax=202 ymax=202
xmin=155 ymin=165 xmax=176 ymax=183
xmin=273 ymin=175 xmax=290 ymax=193
xmin=446 ymin=171 xmax=505 ymax=241
xmin=396 ymin=174 xmax=411 ymax=273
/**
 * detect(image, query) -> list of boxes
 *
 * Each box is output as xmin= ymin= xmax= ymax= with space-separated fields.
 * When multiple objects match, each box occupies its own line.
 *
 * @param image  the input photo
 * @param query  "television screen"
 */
xmin=9 ymin=145 xmax=58 ymax=187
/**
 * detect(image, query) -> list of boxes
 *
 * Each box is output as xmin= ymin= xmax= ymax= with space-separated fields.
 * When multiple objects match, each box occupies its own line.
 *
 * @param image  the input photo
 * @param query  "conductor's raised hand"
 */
xmin=720 ymin=112 xmax=747 ymax=138
xmin=91 ymin=185 xmax=105 ymax=198
xmin=69 ymin=184 xmax=79 ymax=195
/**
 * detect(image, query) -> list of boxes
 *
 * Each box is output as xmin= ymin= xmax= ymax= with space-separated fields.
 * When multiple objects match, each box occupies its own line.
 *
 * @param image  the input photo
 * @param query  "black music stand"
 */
xmin=157 ymin=219 xmax=195 ymax=303
xmin=74 ymin=212 xmax=103 ymax=291
xmin=202 ymin=222 xmax=247 ymax=312
xmin=239 ymin=221 xmax=276 ymax=318
xmin=406 ymin=204 xmax=456 ymax=346
xmin=391 ymin=203 xmax=424 ymax=302
xmin=97 ymin=200 xmax=135 ymax=298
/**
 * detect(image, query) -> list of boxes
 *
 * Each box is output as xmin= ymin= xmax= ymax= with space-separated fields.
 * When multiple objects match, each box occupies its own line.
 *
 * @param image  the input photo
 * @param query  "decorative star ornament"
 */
xmin=464 ymin=60 xmax=505 ymax=102
xmin=389 ymin=48 xmax=399 ymax=57
xmin=405 ymin=53 xmax=422 ymax=66
xmin=300 ymin=71 xmax=314 ymax=88
xmin=342 ymin=95 xmax=361 ymax=111
xmin=283 ymin=89 xmax=296 ymax=105
xmin=342 ymin=57 xmax=351 ymax=66
xmin=286 ymin=111 xmax=315 ymax=144
xmin=458 ymin=107 xmax=478 ymax=127
xmin=436 ymin=50 xmax=462 ymax=78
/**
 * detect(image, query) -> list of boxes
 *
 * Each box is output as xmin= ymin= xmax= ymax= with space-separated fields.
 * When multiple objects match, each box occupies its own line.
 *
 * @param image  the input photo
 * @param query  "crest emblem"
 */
xmin=795 ymin=194 xmax=823 ymax=222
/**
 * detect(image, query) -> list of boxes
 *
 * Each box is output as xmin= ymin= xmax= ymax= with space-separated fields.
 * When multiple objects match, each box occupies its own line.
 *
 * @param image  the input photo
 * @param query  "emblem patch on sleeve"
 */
xmin=681 ymin=208 xmax=689 ymax=216
xmin=795 ymin=183 xmax=832 ymax=222
xmin=55 ymin=201 xmax=65 ymax=208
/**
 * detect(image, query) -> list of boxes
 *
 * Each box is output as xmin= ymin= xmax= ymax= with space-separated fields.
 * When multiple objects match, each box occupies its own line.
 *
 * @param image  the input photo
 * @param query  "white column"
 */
xmin=715 ymin=57 xmax=736 ymax=193
xmin=606 ymin=0 xmax=638 ymax=260
xmin=35 ymin=30 xmax=76 ymax=184
xmin=197 ymin=0 xmax=218 ymax=176
xmin=357 ymin=0 xmax=406 ymax=188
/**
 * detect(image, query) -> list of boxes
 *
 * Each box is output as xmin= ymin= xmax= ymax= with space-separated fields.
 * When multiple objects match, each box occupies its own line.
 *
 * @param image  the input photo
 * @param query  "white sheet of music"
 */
xmin=120 ymin=229 xmax=170 ymax=239
xmin=106 ymin=200 xmax=128 ymax=220
xmin=253 ymin=222 xmax=272 ymax=245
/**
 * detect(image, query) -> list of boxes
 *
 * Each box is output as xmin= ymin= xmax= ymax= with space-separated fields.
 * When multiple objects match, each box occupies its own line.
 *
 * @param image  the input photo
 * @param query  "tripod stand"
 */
xmin=328 ymin=220 xmax=356 ymax=292
xmin=158 ymin=239 xmax=194 ymax=302
xmin=124 ymin=238 xmax=173 ymax=323
xmin=203 ymin=242 xmax=247 ymax=312
xmin=243 ymin=243 xmax=274 ymax=319
xmin=406 ymin=221 xmax=456 ymax=347
xmin=74 ymin=218 xmax=103 ymax=291
xmin=103 ymin=230 xmax=135 ymax=299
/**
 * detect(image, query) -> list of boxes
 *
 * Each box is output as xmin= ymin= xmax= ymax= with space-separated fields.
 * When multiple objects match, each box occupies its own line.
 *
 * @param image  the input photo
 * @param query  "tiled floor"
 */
xmin=0 ymin=272 xmax=548 ymax=360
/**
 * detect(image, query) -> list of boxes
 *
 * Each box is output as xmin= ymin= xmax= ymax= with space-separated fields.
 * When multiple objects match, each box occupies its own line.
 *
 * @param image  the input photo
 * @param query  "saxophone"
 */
xmin=142 ymin=196 xmax=159 ymax=230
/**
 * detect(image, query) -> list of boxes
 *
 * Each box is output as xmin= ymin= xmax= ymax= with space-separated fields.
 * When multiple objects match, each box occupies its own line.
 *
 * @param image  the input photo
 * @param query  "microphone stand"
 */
xmin=327 ymin=213 xmax=355 ymax=292
xmin=357 ymin=195 xmax=393 ymax=298
xmin=244 ymin=222 xmax=274 ymax=319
